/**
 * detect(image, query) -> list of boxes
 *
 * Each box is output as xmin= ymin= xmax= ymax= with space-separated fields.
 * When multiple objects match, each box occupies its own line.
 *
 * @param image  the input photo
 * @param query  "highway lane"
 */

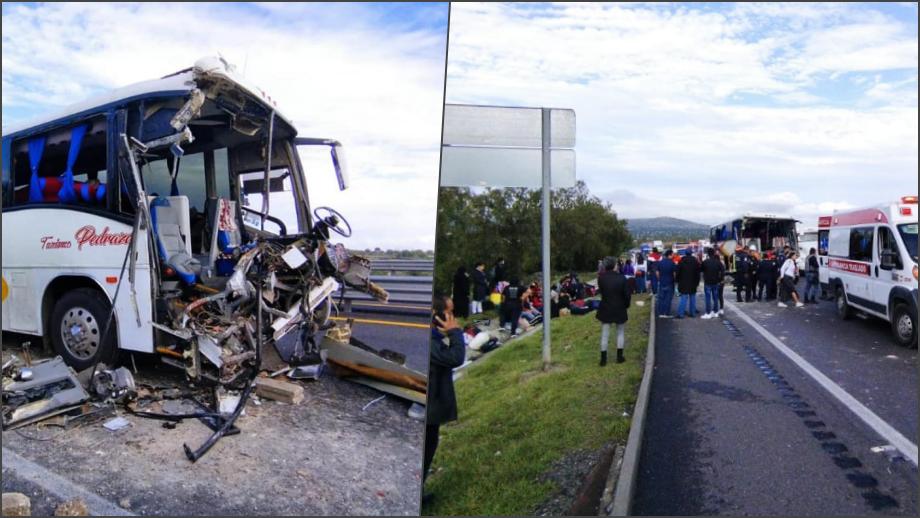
xmin=729 ymin=297 xmax=917 ymax=442
xmin=634 ymin=295 xmax=917 ymax=516
xmin=342 ymin=301 xmax=431 ymax=375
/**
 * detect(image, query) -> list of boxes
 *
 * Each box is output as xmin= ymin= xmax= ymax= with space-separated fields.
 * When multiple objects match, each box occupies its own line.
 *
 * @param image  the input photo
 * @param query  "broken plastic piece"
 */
xmin=103 ymin=416 xmax=131 ymax=431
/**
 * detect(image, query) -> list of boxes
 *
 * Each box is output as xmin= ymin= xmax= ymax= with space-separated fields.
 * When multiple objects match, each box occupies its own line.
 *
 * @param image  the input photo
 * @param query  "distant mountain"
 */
xmin=626 ymin=217 xmax=710 ymax=242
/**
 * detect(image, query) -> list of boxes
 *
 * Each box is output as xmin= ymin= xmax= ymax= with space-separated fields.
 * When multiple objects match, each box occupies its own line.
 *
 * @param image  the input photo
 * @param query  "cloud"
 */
xmin=446 ymin=2 xmax=918 ymax=227
xmin=1 ymin=2 xmax=448 ymax=250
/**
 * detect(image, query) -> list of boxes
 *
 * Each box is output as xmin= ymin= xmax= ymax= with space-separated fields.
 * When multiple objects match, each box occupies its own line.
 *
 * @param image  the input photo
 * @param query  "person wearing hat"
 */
xmin=676 ymin=248 xmax=701 ymax=318
xmin=596 ymin=256 xmax=630 ymax=365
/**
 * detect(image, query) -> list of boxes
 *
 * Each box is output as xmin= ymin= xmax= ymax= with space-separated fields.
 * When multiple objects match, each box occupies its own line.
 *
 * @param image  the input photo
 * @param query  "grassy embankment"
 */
xmin=423 ymin=294 xmax=651 ymax=516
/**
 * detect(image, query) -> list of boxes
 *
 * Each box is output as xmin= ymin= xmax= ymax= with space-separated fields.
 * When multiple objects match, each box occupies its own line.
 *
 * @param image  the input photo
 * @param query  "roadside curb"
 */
xmin=604 ymin=298 xmax=656 ymax=516
xmin=2 ymin=447 xmax=135 ymax=516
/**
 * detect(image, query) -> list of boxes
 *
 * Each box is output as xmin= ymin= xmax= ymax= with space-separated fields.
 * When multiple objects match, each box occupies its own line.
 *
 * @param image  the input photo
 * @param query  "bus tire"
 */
xmin=891 ymin=302 xmax=917 ymax=348
xmin=835 ymin=286 xmax=852 ymax=320
xmin=50 ymin=288 xmax=118 ymax=371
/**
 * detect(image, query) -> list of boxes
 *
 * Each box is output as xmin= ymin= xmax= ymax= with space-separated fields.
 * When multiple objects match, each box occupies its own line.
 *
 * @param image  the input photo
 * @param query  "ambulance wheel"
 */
xmin=835 ymin=287 xmax=852 ymax=320
xmin=50 ymin=288 xmax=118 ymax=371
xmin=891 ymin=303 xmax=917 ymax=348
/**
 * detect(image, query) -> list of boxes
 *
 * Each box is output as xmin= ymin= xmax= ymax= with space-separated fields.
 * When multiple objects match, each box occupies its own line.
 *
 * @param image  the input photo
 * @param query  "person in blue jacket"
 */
xmin=656 ymin=249 xmax=677 ymax=318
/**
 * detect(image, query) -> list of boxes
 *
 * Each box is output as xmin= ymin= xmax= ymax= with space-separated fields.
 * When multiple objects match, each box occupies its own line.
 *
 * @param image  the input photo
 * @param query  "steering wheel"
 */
xmin=313 ymin=206 xmax=352 ymax=238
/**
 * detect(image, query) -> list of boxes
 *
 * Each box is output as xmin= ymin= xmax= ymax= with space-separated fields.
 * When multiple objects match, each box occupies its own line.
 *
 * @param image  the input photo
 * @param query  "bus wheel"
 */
xmin=50 ymin=288 xmax=118 ymax=371
xmin=835 ymin=287 xmax=852 ymax=320
xmin=891 ymin=303 xmax=917 ymax=348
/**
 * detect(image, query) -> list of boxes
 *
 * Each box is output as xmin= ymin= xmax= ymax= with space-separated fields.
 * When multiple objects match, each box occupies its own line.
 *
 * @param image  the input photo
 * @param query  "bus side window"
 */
xmin=848 ymin=227 xmax=874 ymax=262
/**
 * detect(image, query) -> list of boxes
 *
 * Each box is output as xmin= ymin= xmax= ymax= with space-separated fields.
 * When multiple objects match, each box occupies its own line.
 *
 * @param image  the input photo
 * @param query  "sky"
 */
xmin=1 ymin=2 xmax=448 ymax=250
xmin=445 ymin=2 xmax=919 ymax=228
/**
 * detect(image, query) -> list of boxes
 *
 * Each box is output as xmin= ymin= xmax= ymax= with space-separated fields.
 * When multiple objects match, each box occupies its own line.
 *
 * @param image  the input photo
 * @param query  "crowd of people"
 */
xmin=647 ymin=244 xmax=821 ymax=320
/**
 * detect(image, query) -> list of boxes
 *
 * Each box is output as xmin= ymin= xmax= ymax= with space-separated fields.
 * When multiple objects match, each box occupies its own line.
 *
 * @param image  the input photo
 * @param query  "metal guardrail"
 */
xmin=337 ymin=259 xmax=434 ymax=317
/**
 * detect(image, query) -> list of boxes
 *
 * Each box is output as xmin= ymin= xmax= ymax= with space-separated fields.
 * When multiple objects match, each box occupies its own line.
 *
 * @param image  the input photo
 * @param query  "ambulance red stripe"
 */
xmin=827 ymin=258 xmax=870 ymax=276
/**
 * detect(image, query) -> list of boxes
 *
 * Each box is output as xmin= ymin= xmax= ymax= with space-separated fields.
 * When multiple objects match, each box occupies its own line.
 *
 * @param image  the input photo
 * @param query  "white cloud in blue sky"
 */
xmin=2 ymin=2 xmax=448 ymax=249
xmin=446 ymin=2 xmax=919 ymax=227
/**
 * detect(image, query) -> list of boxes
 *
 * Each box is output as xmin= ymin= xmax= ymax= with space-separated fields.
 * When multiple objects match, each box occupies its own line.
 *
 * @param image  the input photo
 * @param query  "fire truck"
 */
xmin=825 ymin=197 xmax=918 ymax=347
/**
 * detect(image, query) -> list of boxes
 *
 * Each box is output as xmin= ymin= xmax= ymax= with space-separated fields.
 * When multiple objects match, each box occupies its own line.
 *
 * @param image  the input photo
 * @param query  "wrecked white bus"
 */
xmin=709 ymin=213 xmax=799 ymax=272
xmin=1 ymin=57 xmax=389 ymax=403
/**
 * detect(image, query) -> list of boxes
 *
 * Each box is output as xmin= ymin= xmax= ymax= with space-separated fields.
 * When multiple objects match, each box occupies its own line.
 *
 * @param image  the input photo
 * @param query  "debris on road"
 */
xmin=102 ymin=416 xmax=131 ymax=432
xmin=2 ymin=357 xmax=89 ymax=430
xmin=53 ymin=499 xmax=88 ymax=516
xmin=254 ymin=377 xmax=305 ymax=404
xmin=1 ymin=492 xmax=31 ymax=516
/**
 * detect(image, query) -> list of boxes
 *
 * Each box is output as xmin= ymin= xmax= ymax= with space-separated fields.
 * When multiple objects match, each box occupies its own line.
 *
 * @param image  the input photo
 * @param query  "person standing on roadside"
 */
xmin=657 ymin=249 xmax=677 ymax=318
xmin=717 ymin=252 xmax=726 ymax=316
xmin=424 ymin=295 xmax=466 ymax=498
xmin=676 ymin=248 xmax=701 ymax=318
xmin=452 ymin=266 xmax=471 ymax=319
xmin=757 ymin=252 xmax=776 ymax=301
xmin=490 ymin=257 xmax=507 ymax=290
xmin=596 ymin=257 xmax=630 ymax=366
xmin=734 ymin=246 xmax=753 ymax=302
xmin=778 ymin=251 xmax=804 ymax=308
xmin=701 ymin=248 xmax=722 ymax=319
xmin=648 ymin=247 xmax=661 ymax=295
xmin=501 ymin=277 xmax=525 ymax=337
xmin=803 ymin=247 xmax=820 ymax=304
xmin=635 ymin=254 xmax=648 ymax=294
xmin=470 ymin=262 xmax=488 ymax=315
xmin=747 ymin=246 xmax=760 ymax=301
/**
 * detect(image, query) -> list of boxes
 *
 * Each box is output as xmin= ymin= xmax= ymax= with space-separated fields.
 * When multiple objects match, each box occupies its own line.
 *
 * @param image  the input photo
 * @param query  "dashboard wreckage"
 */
xmin=1 ymin=57 xmax=427 ymax=461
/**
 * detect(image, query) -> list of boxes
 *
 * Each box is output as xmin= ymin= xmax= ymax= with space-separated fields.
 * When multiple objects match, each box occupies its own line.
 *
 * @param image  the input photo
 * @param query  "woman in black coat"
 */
xmin=596 ymin=257 xmax=631 ymax=365
xmin=452 ymin=266 xmax=471 ymax=318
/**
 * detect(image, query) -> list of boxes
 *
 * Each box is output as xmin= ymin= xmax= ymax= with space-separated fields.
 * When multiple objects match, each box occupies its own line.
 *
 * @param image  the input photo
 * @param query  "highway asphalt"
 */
xmin=633 ymin=292 xmax=917 ymax=516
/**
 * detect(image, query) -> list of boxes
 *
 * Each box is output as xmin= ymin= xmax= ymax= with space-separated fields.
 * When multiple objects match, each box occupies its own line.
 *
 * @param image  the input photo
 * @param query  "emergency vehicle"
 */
xmin=1 ymin=57 xmax=352 ymax=371
xmin=825 ymin=197 xmax=918 ymax=347
xmin=797 ymin=225 xmax=819 ymax=270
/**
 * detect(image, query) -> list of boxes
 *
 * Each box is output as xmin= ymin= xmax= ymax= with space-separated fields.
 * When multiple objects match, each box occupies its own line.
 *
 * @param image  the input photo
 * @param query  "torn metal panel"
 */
xmin=2 ymin=357 xmax=90 ymax=430
xmin=320 ymin=336 xmax=426 ymax=393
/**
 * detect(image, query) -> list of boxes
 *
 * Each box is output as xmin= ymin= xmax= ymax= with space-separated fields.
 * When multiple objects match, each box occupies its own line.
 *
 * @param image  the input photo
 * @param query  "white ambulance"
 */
xmin=826 ymin=197 xmax=918 ymax=347
xmin=1 ymin=57 xmax=353 ymax=374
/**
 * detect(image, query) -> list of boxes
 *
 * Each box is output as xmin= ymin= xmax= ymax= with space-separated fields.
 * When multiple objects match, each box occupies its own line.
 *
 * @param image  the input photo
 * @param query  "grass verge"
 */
xmin=423 ymin=294 xmax=652 ymax=516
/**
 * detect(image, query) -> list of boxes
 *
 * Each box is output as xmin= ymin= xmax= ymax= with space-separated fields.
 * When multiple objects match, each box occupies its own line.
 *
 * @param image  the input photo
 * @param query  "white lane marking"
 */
xmin=725 ymin=301 xmax=919 ymax=466
xmin=1 ymin=447 xmax=136 ymax=516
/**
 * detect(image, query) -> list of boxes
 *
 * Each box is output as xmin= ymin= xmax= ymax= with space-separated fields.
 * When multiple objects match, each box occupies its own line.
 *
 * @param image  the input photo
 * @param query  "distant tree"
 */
xmin=433 ymin=181 xmax=632 ymax=294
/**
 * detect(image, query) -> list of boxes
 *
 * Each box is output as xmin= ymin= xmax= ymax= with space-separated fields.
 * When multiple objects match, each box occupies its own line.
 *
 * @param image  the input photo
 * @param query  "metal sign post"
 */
xmin=440 ymin=104 xmax=575 ymax=370
xmin=540 ymin=108 xmax=552 ymax=370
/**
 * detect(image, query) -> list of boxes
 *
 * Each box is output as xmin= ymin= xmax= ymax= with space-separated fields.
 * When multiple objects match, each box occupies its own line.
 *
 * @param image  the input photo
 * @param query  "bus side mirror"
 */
xmin=881 ymin=249 xmax=899 ymax=270
xmin=331 ymin=143 xmax=349 ymax=191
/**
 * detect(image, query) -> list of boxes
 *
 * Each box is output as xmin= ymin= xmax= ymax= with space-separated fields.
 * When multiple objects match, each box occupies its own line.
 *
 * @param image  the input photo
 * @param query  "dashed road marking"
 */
xmin=725 ymin=301 xmax=918 ymax=466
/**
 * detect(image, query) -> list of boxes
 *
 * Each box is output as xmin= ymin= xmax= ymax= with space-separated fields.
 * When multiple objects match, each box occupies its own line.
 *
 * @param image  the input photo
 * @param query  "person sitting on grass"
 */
xmin=596 ymin=256 xmax=631 ymax=366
